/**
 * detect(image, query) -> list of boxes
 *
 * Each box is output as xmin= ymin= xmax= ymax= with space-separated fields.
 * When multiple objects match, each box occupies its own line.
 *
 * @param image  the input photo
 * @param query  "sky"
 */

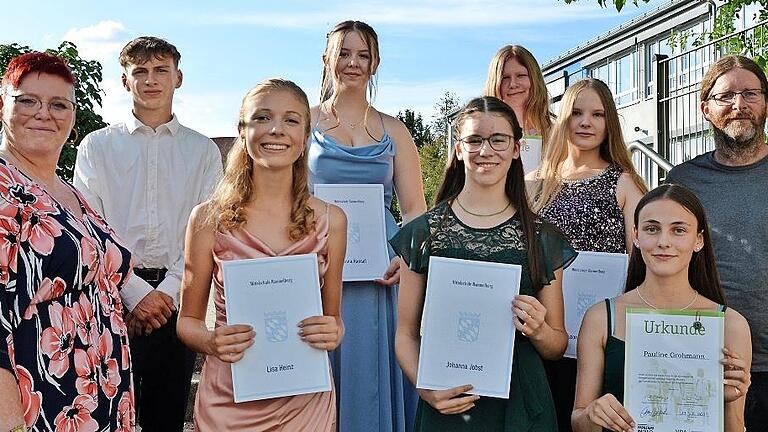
xmin=1 ymin=0 xmax=666 ymax=138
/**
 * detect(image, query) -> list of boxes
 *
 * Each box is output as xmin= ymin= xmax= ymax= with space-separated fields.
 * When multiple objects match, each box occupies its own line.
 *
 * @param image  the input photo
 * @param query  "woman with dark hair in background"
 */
xmin=391 ymin=96 xmax=576 ymax=431
xmin=572 ymin=184 xmax=751 ymax=432
xmin=309 ymin=20 xmax=426 ymax=432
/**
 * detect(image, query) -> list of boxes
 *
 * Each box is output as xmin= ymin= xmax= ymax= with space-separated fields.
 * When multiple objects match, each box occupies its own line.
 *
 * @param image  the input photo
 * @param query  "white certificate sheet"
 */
xmin=314 ymin=184 xmax=390 ymax=281
xmin=520 ymin=134 xmax=542 ymax=175
xmin=562 ymin=251 xmax=628 ymax=358
xmin=222 ymin=253 xmax=331 ymax=402
xmin=417 ymin=256 xmax=522 ymax=399
xmin=625 ymin=308 xmax=724 ymax=432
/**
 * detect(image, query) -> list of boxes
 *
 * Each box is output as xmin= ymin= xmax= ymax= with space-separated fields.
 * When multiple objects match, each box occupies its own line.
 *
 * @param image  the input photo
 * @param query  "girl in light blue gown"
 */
xmin=308 ymin=20 xmax=427 ymax=432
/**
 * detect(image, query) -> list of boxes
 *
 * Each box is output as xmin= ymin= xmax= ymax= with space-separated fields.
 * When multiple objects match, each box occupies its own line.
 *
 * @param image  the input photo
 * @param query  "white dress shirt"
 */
xmin=74 ymin=114 xmax=223 ymax=311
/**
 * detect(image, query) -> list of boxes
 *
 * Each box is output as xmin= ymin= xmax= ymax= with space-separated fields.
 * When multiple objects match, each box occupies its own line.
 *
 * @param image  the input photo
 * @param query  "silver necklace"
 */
xmin=636 ymin=285 xmax=698 ymax=310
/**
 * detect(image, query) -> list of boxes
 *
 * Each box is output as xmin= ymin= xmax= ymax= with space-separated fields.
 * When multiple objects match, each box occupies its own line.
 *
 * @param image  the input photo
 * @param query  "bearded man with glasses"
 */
xmin=666 ymin=55 xmax=768 ymax=431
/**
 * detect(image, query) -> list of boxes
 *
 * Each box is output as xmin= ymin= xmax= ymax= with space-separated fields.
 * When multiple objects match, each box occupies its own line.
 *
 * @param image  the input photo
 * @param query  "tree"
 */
xmin=560 ymin=0 xmax=650 ymax=12
xmin=0 ymin=42 xmax=107 ymax=181
xmin=397 ymin=109 xmax=432 ymax=148
xmin=710 ymin=1 xmax=768 ymax=69
xmin=420 ymin=92 xmax=459 ymax=207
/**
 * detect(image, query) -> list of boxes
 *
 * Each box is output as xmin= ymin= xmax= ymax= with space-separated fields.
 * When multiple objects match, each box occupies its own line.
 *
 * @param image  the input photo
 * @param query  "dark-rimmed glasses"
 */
xmin=458 ymin=133 xmax=513 ymax=153
xmin=10 ymin=94 xmax=76 ymax=119
xmin=708 ymin=89 xmax=764 ymax=106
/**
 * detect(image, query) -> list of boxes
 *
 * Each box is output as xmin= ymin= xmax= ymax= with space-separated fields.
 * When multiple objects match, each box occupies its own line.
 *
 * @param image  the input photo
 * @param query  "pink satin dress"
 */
xmin=194 ymin=212 xmax=336 ymax=431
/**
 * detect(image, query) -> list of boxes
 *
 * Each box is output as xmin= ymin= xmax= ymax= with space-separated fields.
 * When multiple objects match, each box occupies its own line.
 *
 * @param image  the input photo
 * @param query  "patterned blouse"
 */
xmin=0 ymin=159 xmax=135 ymax=431
xmin=539 ymin=165 xmax=626 ymax=253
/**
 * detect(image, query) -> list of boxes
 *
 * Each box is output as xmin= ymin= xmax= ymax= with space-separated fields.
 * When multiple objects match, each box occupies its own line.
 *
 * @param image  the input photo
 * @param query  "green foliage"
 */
xmin=392 ymin=93 xmax=458 ymax=217
xmin=397 ymin=109 xmax=431 ymax=148
xmin=0 ymin=42 xmax=107 ymax=181
xmin=711 ymin=1 xmax=768 ymax=70
xmin=560 ymin=0 xmax=650 ymax=12
xmin=422 ymin=92 xmax=459 ymax=207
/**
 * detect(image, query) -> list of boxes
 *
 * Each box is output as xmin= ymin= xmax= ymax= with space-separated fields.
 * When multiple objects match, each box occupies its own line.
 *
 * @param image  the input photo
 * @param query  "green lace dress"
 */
xmin=389 ymin=202 xmax=578 ymax=432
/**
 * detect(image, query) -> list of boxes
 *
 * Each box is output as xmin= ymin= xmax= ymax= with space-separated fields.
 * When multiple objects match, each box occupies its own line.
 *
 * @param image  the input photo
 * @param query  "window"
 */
xmin=589 ymin=50 xmax=639 ymax=107
xmin=646 ymin=37 xmax=673 ymax=97
xmin=645 ymin=19 xmax=714 ymax=96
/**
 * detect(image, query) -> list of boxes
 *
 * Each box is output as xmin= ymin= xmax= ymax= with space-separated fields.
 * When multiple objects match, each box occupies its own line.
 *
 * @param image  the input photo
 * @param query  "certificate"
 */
xmin=314 ymin=184 xmax=390 ymax=281
xmin=562 ymin=251 xmax=628 ymax=358
xmin=222 ymin=253 xmax=331 ymax=402
xmin=520 ymin=134 xmax=542 ymax=175
xmin=625 ymin=308 xmax=724 ymax=431
xmin=416 ymin=256 xmax=522 ymax=399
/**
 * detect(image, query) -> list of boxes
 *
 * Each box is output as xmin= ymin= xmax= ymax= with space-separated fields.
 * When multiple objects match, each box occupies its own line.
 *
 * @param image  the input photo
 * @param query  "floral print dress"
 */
xmin=0 ymin=159 xmax=135 ymax=432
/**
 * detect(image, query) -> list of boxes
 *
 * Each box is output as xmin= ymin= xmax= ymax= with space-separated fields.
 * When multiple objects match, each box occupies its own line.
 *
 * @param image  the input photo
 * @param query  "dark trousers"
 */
xmin=746 ymin=371 xmax=768 ymax=431
xmin=544 ymin=357 xmax=577 ymax=432
xmin=129 ymin=285 xmax=195 ymax=431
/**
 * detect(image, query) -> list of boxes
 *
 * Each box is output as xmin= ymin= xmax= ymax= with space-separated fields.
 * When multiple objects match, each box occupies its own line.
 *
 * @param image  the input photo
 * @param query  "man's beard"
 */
xmin=712 ymin=114 xmax=766 ymax=160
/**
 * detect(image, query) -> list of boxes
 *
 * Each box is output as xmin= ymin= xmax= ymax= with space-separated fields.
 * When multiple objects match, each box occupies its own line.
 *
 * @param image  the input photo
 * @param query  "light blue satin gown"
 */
xmin=308 ymin=125 xmax=418 ymax=432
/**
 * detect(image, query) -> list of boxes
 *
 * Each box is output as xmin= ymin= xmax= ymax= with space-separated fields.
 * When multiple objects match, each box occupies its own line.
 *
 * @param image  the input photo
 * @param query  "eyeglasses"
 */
xmin=708 ymin=89 xmax=765 ymax=106
xmin=458 ymin=133 xmax=514 ymax=153
xmin=10 ymin=94 xmax=75 ymax=119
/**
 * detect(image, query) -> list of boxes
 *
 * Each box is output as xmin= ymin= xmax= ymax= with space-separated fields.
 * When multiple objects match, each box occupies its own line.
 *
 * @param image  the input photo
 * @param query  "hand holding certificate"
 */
xmin=222 ymin=253 xmax=332 ymax=402
xmin=314 ymin=184 xmax=390 ymax=281
xmin=417 ymin=256 xmax=522 ymax=399
xmin=624 ymin=308 xmax=724 ymax=432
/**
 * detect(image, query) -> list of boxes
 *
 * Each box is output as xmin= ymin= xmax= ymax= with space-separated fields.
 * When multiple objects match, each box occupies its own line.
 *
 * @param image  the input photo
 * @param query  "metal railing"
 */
xmin=628 ymin=139 xmax=672 ymax=188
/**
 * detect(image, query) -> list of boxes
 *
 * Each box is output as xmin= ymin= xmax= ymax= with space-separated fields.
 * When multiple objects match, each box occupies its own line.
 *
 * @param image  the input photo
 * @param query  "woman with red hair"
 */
xmin=0 ymin=52 xmax=134 ymax=431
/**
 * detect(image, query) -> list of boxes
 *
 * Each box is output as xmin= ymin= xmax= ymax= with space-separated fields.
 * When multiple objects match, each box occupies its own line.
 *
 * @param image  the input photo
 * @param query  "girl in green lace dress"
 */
xmin=390 ymin=96 xmax=577 ymax=431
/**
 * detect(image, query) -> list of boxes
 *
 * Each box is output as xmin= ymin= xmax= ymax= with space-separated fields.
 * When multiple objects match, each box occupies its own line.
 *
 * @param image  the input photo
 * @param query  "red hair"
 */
xmin=2 ymin=52 xmax=75 ymax=89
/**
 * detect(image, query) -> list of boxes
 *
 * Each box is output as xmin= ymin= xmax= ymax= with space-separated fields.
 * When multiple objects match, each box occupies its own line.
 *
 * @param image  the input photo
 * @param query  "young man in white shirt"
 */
xmin=74 ymin=36 xmax=223 ymax=431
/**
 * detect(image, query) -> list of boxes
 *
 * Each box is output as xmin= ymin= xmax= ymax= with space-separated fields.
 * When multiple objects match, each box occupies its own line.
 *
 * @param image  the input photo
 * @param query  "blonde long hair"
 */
xmin=210 ymin=78 xmax=315 ymax=241
xmin=318 ymin=20 xmax=380 ymax=140
xmin=484 ymin=45 xmax=553 ymax=142
xmin=532 ymin=79 xmax=647 ymax=212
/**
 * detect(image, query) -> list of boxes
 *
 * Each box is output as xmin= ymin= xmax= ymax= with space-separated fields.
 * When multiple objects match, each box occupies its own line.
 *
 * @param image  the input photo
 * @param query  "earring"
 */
xmin=67 ymin=127 xmax=80 ymax=144
xmin=633 ymin=241 xmax=640 ymax=249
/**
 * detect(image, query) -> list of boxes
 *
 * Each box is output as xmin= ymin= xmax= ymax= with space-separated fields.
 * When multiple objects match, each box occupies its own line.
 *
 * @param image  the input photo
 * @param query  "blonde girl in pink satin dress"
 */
xmin=177 ymin=79 xmax=348 ymax=431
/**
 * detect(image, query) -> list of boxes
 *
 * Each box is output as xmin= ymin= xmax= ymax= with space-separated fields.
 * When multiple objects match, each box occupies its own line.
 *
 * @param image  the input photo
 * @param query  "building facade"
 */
xmin=542 ymin=0 xmax=762 ymax=187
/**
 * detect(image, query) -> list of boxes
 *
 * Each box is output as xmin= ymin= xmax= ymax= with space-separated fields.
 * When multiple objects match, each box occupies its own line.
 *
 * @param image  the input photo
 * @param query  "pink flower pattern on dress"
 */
xmin=15 ymin=365 xmax=42 ymax=427
xmin=20 ymin=209 xmax=64 ymax=256
xmin=71 ymin=293 xmax=97 ymax=346
xmin=0 ymin=160 xmax=134 ymax=430
xmin=40 ymin=303 xmax=77 ymax=378
xmin=23 ymin=276 xmax=67 ymax=320
xmin=0 ymin=202 xmax=20 ymax=275
xmin=0 ymin=164 xmax=58 ymax=214
xmin=116 ymin=391 xmax=135 ymax=432
xmin=94 ymin=329 xmax=121 ymax=399
xmin=74 ymin=348 xmax=99 ymax=399
xmin=53 ymin=394 xmax=99 ymax=432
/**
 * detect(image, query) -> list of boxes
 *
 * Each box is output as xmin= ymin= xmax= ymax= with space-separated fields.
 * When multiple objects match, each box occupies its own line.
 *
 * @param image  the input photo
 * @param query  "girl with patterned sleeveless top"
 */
xmin=390 ymin=96 xmax=577 ymax=431
xmin=573 ymin=184 xmax=751 ymax=432
xmin=177 ymin=79 xmax=347 ymax=431
xmin=528 ymin=78 xmax=648 ymax=432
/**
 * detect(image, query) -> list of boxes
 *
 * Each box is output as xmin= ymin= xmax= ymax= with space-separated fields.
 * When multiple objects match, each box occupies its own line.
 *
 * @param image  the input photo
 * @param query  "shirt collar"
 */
xmin=126 ymin=113 xmax=181 ymax=136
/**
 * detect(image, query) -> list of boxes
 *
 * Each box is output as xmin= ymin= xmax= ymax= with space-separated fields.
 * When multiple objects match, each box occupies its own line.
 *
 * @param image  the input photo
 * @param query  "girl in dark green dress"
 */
xmin=571 ymin=184 xmax=752 ymax=432
xmin=390 ymin=96 xmax=577 ymax=431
